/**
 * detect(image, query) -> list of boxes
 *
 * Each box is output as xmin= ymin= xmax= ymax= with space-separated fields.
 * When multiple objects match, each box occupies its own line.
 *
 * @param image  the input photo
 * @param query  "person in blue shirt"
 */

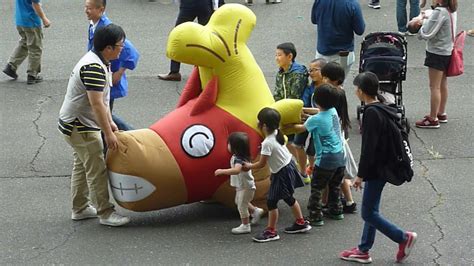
xmin=3 ymin=0 xmax=51 ymax=84
xmin=85 ymin=0 xmax=140 ymax=131
xmin=291 ymin=84 xmax=346 ymax=226
xmin=311 ymin=0 xmax=365 ymax=80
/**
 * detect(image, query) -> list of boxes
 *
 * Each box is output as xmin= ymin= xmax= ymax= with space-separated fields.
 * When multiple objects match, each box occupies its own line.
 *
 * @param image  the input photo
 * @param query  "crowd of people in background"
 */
xmin=2 ymin=0 xmax=467 ymax=263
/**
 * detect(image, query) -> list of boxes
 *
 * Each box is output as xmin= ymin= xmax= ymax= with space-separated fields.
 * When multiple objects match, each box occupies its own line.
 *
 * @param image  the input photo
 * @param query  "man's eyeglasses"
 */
xmin=309 ymin=68 xmax=321 ymax=73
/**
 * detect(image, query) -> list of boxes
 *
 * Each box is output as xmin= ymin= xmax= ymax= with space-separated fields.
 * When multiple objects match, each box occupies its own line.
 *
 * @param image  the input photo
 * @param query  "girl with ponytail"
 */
xmin=245 ymin=107 xmax=310 ymax=243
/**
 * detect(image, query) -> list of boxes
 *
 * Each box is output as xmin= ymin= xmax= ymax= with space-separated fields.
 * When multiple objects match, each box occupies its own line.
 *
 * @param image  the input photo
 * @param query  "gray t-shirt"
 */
xmin=419 ymin=7 xmax=457 ymax=56
xmin=229 ymin=155 xmax=256 ymax=190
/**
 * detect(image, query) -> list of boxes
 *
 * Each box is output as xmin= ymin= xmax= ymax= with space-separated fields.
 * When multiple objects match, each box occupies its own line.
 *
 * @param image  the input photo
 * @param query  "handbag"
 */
xmin=446 ymin=12 xmax=466 ymax=77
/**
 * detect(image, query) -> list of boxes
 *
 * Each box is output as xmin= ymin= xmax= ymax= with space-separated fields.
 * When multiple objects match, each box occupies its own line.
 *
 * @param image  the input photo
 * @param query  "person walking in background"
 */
xmin=157 ymin=0 xmax=216 ymax=81
xmin=245 ymin=0 xmax=281 ymax=5
xmin=415 ymin=0 xmax=457 ymax=129
xmin=311 ymin=0 xmax=365 ymax=81
xmin=397 ymin=0 xmax=420 ymax=35
xmin=3 ymin=0 xmax=51 ymax=84
xmin=85 ymin=0 xmax=140 ymax=131
xmin=368 ymin=0 xmax=381 ymax=9
xmin=58 ymin=24 xmax=130 ymax=227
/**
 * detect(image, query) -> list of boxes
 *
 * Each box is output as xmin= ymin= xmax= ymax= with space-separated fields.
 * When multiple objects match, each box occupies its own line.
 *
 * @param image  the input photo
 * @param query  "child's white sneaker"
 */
xmin=251 ymin=207 xmax=264 ymax=224
xmin=231 ymin=223 xmax=251 ymax=234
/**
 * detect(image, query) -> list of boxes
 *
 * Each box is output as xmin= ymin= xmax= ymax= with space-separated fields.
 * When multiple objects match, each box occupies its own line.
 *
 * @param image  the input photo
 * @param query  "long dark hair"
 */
xmin=437 ymin=0 xmax=457 ymax=12
xmin=228 ymin=132 xmax=251 ymax=162
xmin=257 ymin=107 xmax=285 ymax=145
xmin=334 ymin=88 xmax=351 ymax=131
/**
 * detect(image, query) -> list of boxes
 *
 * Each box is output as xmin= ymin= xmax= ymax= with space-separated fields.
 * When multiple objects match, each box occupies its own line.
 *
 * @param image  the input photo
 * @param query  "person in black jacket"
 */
xmin=339 ymin=72 xmax=417 ymax=264
xmin=157 ymin=0 xmax=224 ymax=81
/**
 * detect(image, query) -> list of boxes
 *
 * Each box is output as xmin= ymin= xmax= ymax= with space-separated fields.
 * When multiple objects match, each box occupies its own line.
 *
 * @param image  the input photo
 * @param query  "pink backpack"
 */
xmin=446 ymin=12 xmax=466 ymax=77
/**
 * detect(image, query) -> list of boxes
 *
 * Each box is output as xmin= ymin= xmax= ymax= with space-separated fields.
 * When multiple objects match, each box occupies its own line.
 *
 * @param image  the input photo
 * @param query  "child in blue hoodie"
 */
xmin=273 ymin=42 xmax=309 ymax=178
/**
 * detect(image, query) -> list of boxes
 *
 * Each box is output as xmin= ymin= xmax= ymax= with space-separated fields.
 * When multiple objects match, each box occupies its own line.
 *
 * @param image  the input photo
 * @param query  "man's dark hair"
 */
xmin=92 ymin=0 xmax=106 ymax=8
xmin=277 ymin=42 xmax=297 ymax=62
xmin=93 ymin=24 xmax=125 ymax=52
xmin=321 ymin=62 xmax=345 ymax=85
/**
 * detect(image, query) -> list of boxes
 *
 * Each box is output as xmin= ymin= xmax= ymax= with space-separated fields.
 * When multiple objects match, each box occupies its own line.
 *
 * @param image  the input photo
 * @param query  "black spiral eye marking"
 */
xmin=181 ymin=125 xmax=215 ymax=158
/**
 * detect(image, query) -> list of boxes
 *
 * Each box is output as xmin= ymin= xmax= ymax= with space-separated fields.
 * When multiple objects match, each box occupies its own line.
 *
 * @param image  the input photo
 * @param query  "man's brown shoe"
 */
xmin=157 ymin=72 xmax=181 ymax=81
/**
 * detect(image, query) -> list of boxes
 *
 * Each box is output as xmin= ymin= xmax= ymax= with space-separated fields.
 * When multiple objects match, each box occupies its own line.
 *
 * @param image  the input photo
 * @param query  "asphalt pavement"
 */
xmin=1 ymin=0 xmax=473 ymax=264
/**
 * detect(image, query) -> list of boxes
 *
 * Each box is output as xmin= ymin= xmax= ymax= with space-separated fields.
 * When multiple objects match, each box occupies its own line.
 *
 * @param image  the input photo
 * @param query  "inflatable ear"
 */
xmin=208 ymin=4 xmax=256 ymax=45
xmin=271 ymin=99 xmax=304 ymax=135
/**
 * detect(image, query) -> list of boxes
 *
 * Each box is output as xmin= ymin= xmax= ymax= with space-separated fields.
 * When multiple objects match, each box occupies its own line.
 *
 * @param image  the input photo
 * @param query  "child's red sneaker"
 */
xmin=396 ymin=231 xmax=417 ymax=263
xmin=340 ymin=247 xmax=372 ymax=264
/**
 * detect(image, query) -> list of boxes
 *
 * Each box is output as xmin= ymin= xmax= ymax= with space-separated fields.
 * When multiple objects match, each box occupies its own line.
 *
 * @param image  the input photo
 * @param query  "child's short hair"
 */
xmin=407 ymin=19 xmax=421 ymax=34
xmin=353 ymin=72 xmax=379 ymax=96
xmin=321 ymin=62 xmax=345 ymax=85
xmin=310 ymin=58 xmax=327 ymax=67
xmin=228 ymin=132 xmax=250 ymax=162
xmin=277 ymin=42 xmax=297 ymax=62
xmin=313 ymin=84 xmax=338 ymax=110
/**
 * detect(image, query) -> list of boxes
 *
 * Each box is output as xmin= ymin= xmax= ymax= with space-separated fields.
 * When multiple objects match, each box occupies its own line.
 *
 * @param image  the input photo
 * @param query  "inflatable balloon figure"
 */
xmin=107 ymin=4 xmax=303 ymax=212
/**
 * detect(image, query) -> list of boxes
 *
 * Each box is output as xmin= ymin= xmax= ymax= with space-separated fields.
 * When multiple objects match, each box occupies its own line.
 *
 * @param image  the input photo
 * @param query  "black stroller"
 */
xmin=356 ymin=32 xmax=409 ymax=131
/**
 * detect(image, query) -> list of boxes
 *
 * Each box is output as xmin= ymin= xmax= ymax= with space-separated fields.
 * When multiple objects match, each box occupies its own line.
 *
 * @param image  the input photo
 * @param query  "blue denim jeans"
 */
xmin=112 ymin=113 xmax=133 ymax=131
xmin=397 ymin=0 xmax=420 ymax=32
xmin=358 ymin=179 xmax=407 ymax=252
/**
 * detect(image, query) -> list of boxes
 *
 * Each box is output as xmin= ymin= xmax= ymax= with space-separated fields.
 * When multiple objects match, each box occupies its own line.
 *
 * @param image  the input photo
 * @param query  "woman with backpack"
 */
xmin=415 ymin=0 xmax=458 ymax=128
xmin=339 ymin=72 xmax=417 ymax=264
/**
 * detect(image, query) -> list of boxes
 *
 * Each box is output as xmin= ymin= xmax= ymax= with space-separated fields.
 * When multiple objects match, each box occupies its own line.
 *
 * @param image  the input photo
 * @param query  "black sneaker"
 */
xmin=3 ymin=64 xmax=18 ymax=79
xmin=307 ymin=215 xmax=324 ymax=226
xmin=284 ymin=221 xmax=312 ymax=234
xmin=252 ymin=229 xmax=280 ymax=243
xmin=27 ymin=75 xmax=43 ymax=85
xmin=322 ymin=204 xmax=329 ymax=215
xmin=368 ymin=2 xmax=381 ymax=9
xmin=327 ymin=212 xmax=344 ymax=220
xmin=343 ymin=202 xmax=357 ymax=213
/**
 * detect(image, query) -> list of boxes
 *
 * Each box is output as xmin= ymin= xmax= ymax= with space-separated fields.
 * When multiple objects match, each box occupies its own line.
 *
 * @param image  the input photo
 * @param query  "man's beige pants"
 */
xmin=8 ymin=26 xmax=43 ymax=77
xmin=63 ymin=128 xmax=114 ymax=218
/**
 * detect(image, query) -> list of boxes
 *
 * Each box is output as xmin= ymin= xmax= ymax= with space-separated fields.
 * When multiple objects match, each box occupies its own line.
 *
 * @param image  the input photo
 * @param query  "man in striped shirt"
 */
xmin=58 ymin=24 xmax=130 ymax=227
